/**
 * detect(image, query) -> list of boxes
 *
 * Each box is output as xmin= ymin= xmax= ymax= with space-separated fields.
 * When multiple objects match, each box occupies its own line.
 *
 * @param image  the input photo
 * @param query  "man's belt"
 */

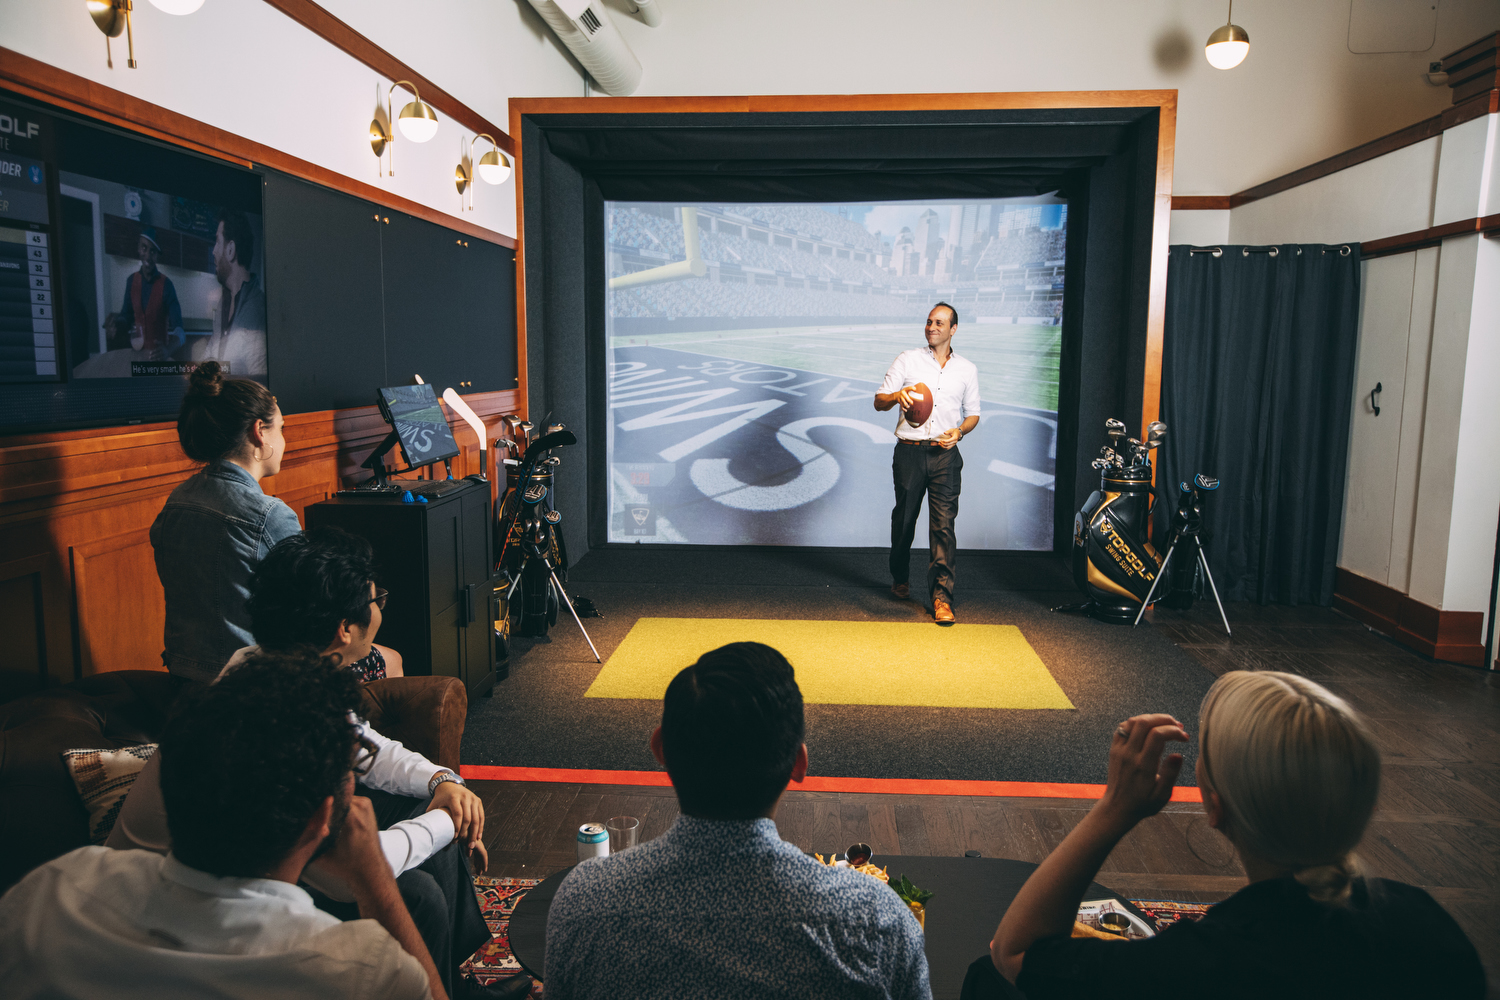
xmin=896 ymin=438 xmax=948 ymax=447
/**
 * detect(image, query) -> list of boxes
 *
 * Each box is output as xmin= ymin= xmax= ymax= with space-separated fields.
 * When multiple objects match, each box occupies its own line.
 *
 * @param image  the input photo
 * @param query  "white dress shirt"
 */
xmin=107 ymin=646 xmax=455 ymax=891
xmin=878 ymin=346 xmax=982 ymax=441
xmin=0 ymin=847 xmax=429 ymax=1000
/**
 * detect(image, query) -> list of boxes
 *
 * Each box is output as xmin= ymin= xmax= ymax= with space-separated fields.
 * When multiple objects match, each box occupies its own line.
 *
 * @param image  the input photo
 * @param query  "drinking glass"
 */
xmin=606 ymin=815 xmax=640 ymax=853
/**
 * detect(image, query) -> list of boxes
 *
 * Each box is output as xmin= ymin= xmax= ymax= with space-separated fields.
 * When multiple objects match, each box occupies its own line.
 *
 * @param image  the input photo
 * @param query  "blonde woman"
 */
xmin=976 ymin=671 xmax=1483 ymax=1000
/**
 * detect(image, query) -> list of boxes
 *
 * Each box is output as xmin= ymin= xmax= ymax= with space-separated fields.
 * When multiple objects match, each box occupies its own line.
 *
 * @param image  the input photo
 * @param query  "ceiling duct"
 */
xmin=528 ymin=0 xmax=643 ymax=96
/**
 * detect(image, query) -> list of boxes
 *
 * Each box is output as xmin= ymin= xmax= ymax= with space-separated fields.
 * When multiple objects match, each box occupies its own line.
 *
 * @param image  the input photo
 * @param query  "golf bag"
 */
xmin=1068 ymin=419 xmax=1166 ymax=624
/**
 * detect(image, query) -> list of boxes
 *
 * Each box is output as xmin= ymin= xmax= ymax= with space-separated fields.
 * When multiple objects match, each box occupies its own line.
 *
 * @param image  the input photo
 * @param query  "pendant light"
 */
xmin=1205 ymin=0 xmax=1250 ymax=70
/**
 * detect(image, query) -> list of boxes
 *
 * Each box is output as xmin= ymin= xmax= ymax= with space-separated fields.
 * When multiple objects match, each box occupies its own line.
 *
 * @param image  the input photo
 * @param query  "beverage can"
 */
xmin=577 ymin=822 xmax=610 ymax=862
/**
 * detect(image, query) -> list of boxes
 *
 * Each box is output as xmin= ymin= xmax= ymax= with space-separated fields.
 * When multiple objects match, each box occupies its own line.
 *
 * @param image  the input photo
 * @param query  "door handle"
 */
xmin=461 ymin=583 xmax=479 ymax=625
xmin=1370 ymin=382 xmax=1381 ymax=417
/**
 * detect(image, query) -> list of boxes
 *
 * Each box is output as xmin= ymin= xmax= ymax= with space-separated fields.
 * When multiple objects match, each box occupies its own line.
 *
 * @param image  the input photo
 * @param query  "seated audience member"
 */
xmin=0 ymin=652 xmax=442 ymax=1000
xmin=151 ymin=360 xmax=301 ymax=683
xmin=544 ymin=642 xmax=931 ymax=1000
xmin=977 ymin=671 xmax=1485 ymax=1000
xmin=107 ymin=526 xmax=526 ymax=1000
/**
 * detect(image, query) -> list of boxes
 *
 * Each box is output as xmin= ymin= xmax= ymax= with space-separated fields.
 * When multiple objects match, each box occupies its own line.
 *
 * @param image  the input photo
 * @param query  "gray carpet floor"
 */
xmin=462 ymin=550 xmax=1215 ymax=785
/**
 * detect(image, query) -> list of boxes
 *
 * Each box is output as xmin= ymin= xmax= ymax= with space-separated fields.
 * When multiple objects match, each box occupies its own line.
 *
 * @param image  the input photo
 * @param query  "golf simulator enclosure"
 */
xmin=516 ymin=103 xmax=1168 ymax=555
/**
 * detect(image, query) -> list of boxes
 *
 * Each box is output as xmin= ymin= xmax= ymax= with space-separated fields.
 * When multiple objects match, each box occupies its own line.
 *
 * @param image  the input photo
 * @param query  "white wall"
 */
xmin=604 ymin=0 xmax=1499 ymax=197
xmin=1168 ymin=210 xmax=1230 ymax=246
xmin=0 ymin=0 xmax=585 ymax=238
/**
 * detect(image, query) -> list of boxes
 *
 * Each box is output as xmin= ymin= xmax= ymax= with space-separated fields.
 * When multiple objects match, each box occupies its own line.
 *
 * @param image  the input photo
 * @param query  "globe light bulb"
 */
xmin=148 ymin=0 xmax=207 ymax=13
xmin=397 ymin=100 xmax=439 ymax=142
xmin=1205 ymin=23 xmax=1249 ymax=70
xmin=477 ymin=150 xmax=512 ymax=185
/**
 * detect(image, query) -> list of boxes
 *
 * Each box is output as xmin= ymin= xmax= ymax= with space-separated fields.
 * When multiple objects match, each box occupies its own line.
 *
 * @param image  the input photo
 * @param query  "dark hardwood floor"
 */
xmin=468 ymin=602 xmax=1500 ymax=994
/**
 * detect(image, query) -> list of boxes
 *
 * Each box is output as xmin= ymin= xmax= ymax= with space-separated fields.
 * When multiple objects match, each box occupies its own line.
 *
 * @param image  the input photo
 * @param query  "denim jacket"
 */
xmin=150 ymin=461 xmax=302 ymax=682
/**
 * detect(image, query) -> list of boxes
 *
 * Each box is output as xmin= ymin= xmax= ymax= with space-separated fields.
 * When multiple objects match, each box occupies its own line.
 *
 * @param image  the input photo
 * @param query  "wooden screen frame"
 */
xmin=509 ymin=91 xmax=1178 ymax=437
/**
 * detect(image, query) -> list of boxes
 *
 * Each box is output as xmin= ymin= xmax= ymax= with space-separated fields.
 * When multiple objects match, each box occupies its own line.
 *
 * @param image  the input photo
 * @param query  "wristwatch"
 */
xmin=428 ymin=770 xmax=465 ymax=796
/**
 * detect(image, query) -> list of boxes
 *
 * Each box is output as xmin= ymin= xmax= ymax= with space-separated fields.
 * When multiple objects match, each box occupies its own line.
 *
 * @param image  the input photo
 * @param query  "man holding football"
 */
xmin=873 ymin=303 xmax=981 ymax=625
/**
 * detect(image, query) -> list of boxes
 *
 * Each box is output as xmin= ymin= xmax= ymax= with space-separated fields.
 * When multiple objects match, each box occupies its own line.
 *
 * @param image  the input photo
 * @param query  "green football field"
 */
xmin=608 ymin=323 xmax=1060 ymax=411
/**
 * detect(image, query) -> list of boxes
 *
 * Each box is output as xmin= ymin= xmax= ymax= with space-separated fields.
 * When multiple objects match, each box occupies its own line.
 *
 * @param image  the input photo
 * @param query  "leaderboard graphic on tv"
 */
xmin=604 ymin=198 xmax=1067 ymax=549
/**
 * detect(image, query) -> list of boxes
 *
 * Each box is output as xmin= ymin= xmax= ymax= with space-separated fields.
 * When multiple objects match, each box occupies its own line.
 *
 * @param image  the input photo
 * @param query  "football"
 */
xmin=903 ymin=382 xmax=934 ymax=427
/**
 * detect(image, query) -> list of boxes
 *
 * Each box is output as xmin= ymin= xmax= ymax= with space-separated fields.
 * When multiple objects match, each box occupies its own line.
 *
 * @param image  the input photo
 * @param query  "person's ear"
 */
xmin=248 ymin=418 xmax=270 ymax=450
xmin=295 ymin=795 xmax=336 ymax=852
xmin=649 ymin=726 xmax=666 ymax=767
xmin=1201 ymin=785 xmax=1225 ymax=830
xmin=789 ymin=743 xmax=808 ymax=784
xmin=331 ymin=618 xmax=356 ymax=651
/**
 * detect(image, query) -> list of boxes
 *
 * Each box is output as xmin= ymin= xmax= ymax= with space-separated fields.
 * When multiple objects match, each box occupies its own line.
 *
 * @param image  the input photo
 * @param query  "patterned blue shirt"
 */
xmin=544 ymin=816 xmax=931 ymax=1000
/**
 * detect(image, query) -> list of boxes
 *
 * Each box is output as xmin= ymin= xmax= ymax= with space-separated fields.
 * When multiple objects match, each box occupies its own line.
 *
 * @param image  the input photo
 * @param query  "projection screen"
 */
xmin=605 ymin=198 xmax=1066 ymax=549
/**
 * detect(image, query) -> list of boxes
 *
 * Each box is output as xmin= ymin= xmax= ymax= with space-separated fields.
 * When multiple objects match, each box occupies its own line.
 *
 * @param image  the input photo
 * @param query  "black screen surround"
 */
xmin=517 ymin=106 xmax=1163 ymax=555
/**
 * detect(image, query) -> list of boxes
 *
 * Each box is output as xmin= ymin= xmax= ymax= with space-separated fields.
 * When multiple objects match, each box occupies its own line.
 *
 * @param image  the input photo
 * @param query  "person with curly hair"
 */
xmin=0 ymin=650 xmax=445 ymax=1000
xmin=110 ymin=527 xmax=529 ymax=1000
xmin=975 ymin=671 xmax=1484 ymax=1000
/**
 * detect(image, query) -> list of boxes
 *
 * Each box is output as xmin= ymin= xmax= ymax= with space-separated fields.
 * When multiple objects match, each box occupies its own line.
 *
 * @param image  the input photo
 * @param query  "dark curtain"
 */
xmin=1156 ymin=243 xmax=1360 ymax=605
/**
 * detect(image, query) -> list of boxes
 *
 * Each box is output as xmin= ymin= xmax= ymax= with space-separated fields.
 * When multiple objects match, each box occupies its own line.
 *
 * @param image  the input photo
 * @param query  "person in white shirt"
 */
xmin=105 ymin=527 xmax=529 ymax=1000
xmin=0 ymin=651 xmax=443 ymax=1000
xmin=874 ymin=303 xmax=982 ymax=625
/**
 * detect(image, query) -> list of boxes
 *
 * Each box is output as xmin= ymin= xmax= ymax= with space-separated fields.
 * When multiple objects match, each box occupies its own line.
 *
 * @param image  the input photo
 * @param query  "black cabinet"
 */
xmin=262 ymin=172 xmax=388 ymax=415
xmin=260 ymin=170 xmax=518 ymax=417
xmin=383 ymin=212 xmax=517 ymax=395
xmin=306 ymin=483 xmax=497 ymax=697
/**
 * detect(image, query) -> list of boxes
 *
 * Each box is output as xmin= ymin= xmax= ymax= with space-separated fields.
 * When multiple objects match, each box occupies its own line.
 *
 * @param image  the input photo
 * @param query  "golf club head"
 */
xmin=1145 ymin=421 xmax=1167 ymax=449
xmin=522 ymin=428 xmax=577 ymax=462
xmin=1195 ymin=473 xmax=1220 ymax=491
xmin=1105 ymin=418 xmax=1126 ymax=441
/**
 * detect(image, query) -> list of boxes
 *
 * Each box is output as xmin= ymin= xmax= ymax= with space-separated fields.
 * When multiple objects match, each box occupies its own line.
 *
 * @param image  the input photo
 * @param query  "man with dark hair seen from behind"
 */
xmin=0 ymin=652 xmax=443 ymax=999
xmin=544 ymin=642 xmax=931 ymax=1000
xmin=105 ymin=526 xmax=529 ymax=1000
xmin=875 ymin=302 xmax=981 ymax=625
xmin=195 ymin=208 xmax=268 ymax=377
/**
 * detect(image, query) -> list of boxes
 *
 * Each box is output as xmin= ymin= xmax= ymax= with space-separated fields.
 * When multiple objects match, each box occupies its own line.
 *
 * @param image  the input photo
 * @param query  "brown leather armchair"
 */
xmin=0 ymin=670 xmax=467 ymax=894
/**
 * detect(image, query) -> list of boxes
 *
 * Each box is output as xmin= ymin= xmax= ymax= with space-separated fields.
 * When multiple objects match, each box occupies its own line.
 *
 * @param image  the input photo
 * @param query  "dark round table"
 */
xmin=508 ymin=855 xmax=1144 ymax=1000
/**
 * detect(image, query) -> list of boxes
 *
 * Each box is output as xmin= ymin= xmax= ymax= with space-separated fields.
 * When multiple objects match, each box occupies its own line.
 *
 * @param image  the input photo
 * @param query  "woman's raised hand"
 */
xmin=1102 ymin=713 xmax=1190 ymax=823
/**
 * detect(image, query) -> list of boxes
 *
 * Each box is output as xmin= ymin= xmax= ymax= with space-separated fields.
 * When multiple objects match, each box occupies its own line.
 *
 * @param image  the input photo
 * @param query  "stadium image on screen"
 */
xmin=605 ymin=198 xmax=1065 ymax=549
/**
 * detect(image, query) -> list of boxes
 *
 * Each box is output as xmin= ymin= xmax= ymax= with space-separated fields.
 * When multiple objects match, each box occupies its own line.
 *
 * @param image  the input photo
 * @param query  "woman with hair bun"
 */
xmin=978 ymin=670 xmax=1484 ymax=999
xmin=150 ymin=361 xmax=300 ymax=682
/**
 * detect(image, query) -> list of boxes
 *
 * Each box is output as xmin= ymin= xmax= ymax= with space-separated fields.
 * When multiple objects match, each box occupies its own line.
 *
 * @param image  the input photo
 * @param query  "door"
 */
xmin=1339 ymin=254 xmax=1415 ymax=583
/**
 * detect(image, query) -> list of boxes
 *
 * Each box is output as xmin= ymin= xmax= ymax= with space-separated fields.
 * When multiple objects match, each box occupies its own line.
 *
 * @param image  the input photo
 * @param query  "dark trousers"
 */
xmin=309 ymin=787 xmax=491 ymax=996
xmin=890 ymin=443 xmax=963 ymax=605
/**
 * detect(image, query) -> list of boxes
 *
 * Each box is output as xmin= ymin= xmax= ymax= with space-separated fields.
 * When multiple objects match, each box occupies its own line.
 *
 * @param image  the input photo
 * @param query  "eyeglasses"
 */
xmin=370 ymin=588 xmax=389 ymax=610
xmin=353 ymin=734 xmax=380 ymax=777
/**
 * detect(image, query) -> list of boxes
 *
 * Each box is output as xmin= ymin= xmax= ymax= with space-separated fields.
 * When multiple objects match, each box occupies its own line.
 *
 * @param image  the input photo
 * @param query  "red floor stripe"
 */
xmin=458 ymin=765 xmax=1202 ymax=802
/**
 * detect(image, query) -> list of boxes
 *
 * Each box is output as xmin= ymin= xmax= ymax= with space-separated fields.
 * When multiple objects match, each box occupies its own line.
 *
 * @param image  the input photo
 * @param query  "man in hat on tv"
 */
xmin=105 ymin=226 xmax=185 ymax=359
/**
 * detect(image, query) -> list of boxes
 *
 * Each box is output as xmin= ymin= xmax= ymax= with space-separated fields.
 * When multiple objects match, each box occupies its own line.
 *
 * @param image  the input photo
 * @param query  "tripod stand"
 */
xmin=504 ymin=518 xmax=601 ymax=663
xmin=496 ymin=428 xmax=601 ymax=663
xmin=1133 ymin=478 xmax=1231 ymax=635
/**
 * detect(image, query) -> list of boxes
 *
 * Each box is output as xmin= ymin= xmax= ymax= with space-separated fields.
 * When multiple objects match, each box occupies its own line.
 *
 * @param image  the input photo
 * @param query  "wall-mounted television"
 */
xmin=0 ymin=92 xmax=266 ymax=429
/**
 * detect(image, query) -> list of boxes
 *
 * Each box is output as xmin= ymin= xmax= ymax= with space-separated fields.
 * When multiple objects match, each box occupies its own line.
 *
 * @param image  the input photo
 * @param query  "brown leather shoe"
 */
xmin=891 ymin=582 xmax=910 ymax=600
xmin=933 ymin=599 xmax=955 ymax=625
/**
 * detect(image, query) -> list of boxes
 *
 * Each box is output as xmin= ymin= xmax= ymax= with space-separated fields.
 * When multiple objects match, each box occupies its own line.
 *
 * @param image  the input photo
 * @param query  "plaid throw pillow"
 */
xmin=61 ymin=744 xmax=158 ymax=844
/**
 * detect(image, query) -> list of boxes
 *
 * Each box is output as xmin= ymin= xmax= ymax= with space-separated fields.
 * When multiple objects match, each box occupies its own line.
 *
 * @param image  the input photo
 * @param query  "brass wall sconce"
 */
xmin=454 ymin=133 xmax=512 ymax=211
xmin=369 ymin=80 xmax=439 ymax=177
xmin=88 ymin=0 xmax=137 ymax=69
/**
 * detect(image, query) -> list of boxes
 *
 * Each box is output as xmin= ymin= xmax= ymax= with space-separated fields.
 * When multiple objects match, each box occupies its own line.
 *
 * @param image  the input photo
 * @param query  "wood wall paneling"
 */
xmin=1333 ymin=568 xmax=1486 ymax=667
xmin=0 ymin=47 xmax=514 ymax=250
xmin=69 ymin=528 xmax=163 ymax=677
xmin=0 ymin=553 xmax=63 ymax=681
xmin=1 ymin=389 xmax=520 ymax=681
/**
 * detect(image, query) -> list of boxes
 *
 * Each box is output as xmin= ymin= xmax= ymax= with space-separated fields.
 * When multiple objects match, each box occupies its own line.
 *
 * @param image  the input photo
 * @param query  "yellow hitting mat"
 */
xmin=584 ymin=618 xmax=1075 ymax=710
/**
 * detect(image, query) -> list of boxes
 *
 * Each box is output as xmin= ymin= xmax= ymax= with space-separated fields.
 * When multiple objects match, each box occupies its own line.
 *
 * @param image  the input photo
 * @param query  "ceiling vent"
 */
xmin=529 ymin=0 xmax=643 ymax=96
